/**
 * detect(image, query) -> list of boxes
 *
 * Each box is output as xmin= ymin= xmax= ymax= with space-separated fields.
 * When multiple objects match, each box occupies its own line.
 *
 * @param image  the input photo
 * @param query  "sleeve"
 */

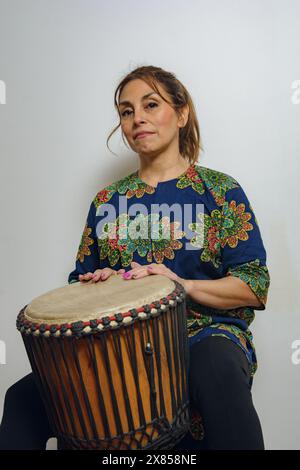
xmin=220 ymin=183 xmax=270 ymax=310
xmin=67 ymin=200 xmax=100 ymax=284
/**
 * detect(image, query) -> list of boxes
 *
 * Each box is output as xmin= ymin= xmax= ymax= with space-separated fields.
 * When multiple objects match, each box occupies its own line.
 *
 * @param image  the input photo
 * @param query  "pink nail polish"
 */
xmin=123 ymin=272 xmax=131 ymax=279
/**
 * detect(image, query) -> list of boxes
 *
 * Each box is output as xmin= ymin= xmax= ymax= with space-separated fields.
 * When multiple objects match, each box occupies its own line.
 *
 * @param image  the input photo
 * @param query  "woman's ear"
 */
xmin=178 ymin=103 xmax=189 ymax=127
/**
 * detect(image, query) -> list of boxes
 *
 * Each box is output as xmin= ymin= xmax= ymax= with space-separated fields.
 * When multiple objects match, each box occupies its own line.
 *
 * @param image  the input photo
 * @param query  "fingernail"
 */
xmin=148 ymin=266 xmax=153 ymax=270
xmin=123 ymin=272 xmax=131 ymax=279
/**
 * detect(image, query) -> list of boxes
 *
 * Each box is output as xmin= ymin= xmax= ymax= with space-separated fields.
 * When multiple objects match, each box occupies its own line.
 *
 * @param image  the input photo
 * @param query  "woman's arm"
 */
xmin=182 ymin=176 xmax=270 ymax=311
xmin=179 ymin=275 xmax=263 ymax=310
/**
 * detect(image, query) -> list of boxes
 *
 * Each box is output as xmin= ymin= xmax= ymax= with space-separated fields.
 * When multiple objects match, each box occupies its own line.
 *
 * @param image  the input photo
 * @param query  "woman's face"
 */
xmin=118 ymin=79 xmax=188 ymax=157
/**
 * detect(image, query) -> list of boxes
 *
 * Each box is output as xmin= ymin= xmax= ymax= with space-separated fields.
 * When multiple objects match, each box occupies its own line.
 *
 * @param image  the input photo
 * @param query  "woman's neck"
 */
xmin=137 ymin=154 xmax=190 ymax=186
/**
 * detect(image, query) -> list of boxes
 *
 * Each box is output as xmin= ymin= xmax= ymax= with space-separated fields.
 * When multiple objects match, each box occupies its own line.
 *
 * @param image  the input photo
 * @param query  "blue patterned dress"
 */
xmin=68 ymin=163 xmax=270 ymax=441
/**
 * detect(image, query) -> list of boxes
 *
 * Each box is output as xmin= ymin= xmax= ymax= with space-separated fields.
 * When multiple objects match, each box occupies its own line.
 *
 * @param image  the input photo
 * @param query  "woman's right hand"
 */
xmin=79 ymin=267 xmax=125 ymax=283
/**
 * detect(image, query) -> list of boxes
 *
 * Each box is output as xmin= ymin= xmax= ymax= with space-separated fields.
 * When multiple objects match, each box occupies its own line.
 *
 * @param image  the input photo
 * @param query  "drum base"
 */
xmin=56 ymin=406 xmax=189 ymax=450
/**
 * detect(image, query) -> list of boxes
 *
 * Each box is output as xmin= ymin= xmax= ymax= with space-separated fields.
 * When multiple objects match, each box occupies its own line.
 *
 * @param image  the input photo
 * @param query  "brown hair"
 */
xmin=106 ymin=65 xmax=203 ymax=165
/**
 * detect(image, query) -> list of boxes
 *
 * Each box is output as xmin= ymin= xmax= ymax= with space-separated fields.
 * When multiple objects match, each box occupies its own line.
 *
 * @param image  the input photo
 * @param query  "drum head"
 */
xmin=24 ymin=274 xmax=176 ymax=325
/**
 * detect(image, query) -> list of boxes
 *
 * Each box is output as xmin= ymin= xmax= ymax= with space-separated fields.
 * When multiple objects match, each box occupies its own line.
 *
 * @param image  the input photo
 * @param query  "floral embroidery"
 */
xmin=94 ymin=164 xmax=242 ymax=209
xmin=187 ymin=319 xmax=251 ymax=353
xmin=226 ymin=259 xmax=270 ymax=307
xmin=96 ymin=214 xmax=132 ymax=267
xmin=93 ymin=173 xmax=156 ymax=209
xmin=76 ymin=223 xmax=94 ymax=263
xmin=128 ymin=172 xmax=156 ymax=198
xmin=93 ymin=183 xmax=117 ymax=209
xmin=187 ymin=320 xmax=257 ymax=375
xmin=186 ymin=310 xmax=213 ymax=331
xmin=145 ymin=215 xmax=184 ymax=263
xmin=97 ymin=213 xmax=184 ymax=267
xmin=176 ymin=164 xmax=206 ymax=194
xmin=210 ymin=324 xmax=249 ymax=349
xmin=226 ymin=306 xmax=255 ymax=327
xmin=188 ymin=211 xmax=222 ymax=269
xmin=220 ymin=200 xmax=253 ymax=248
xmin=198 ymin=166 xmax=240 ymax=206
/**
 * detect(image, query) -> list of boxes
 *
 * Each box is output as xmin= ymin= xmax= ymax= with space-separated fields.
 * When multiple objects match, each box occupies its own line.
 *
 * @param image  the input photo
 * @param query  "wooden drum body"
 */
xmin=16 ymin=274 xmax=190 ymax=450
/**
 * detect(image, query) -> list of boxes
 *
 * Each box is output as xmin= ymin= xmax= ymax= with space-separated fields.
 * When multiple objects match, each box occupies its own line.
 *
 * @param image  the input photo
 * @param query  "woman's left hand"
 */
xmin=122 ymin=261 xmax=189 ymax=290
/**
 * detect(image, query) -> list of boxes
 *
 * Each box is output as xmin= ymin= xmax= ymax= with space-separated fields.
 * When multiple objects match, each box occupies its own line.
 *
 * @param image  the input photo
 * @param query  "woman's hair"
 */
xmin=106 ymin=65 xmax=203 ymax=165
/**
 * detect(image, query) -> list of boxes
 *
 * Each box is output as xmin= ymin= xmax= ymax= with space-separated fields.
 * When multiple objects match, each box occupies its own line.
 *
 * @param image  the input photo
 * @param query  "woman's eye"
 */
xmin=147 ymin=102 xmax=158 ymax=109
xmin=121 ymin=102 xmax=158 ymax=117
xmin=121 ymin=110 xmax=132 ymax=117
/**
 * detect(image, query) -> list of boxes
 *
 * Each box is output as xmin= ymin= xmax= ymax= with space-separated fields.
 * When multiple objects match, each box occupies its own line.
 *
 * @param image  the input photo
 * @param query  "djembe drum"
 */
xmin=16 ymin=274 xmax=190 ymax=450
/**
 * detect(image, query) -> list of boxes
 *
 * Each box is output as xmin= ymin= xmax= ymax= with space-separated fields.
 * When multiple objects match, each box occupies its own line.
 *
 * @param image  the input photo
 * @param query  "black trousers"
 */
xmin=175 ymin=336 xmax=265 ymax=450
xmin=0 ymin=336 xmax=264 ymax=450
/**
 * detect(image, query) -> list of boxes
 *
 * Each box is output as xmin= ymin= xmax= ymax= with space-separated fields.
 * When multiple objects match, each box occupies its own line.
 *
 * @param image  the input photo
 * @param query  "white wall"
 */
xmin=0 ymin=0 xmax=299 ymax=450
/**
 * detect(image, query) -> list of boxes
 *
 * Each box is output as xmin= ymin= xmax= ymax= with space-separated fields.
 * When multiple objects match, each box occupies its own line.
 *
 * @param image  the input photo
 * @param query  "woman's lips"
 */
xmin=135 ymin=132 xmax=155 ymax=139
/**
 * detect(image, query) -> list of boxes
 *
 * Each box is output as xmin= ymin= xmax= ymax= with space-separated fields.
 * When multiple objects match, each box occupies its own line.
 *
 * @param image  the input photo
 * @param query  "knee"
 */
xmin=189 ymin=337 xmax=251 ymax=400
xmin=4 ymin=374 xmax=37 ymax=407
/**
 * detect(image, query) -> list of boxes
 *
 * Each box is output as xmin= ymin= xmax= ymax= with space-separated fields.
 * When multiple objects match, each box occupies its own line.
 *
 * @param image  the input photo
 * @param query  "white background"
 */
xmin=0 ymin=0 xmax=299 ymax=450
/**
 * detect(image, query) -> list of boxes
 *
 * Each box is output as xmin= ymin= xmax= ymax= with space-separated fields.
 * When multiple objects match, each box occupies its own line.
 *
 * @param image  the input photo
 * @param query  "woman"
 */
xmin=0 ymin=65 xmax=270 ymax=450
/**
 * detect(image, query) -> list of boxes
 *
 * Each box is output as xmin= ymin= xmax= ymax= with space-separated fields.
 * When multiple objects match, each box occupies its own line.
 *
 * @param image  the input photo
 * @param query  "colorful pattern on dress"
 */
xmin=188 ymin=210 xmax=222 ymax=269
xmin=76 ymin=222 xmax=94 ymax=263
xmin=68 ymin=163 xmax=270 ymax=443
xmin=97 ymin=213 xmax=185 ymax=267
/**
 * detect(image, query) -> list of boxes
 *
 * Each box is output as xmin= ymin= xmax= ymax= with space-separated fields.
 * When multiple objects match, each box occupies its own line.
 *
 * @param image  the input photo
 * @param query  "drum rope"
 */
xmin=111 ymin=331 xmax=135 ymax=432
xmin=58 ymin=339 xmax=88 ymax=438
xmin=51 ymin=338 xmax=88 ymax=440
xmin=161 ymin=310 xmax=177 ymax=417
xmin=124 ymin=324 xmax=147 ymax=427
xmin=98 ymin=333 xmax=124 ymax=437
xmin=86 ymin=335 xmax=112 ymax=438
xmin=70 ymin=340 xmax=100 ymax=439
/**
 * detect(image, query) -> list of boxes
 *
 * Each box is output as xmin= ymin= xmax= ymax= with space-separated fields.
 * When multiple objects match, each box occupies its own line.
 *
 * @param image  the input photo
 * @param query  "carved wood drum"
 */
xmin=16 ymin=274 xmax=190 ymax=450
